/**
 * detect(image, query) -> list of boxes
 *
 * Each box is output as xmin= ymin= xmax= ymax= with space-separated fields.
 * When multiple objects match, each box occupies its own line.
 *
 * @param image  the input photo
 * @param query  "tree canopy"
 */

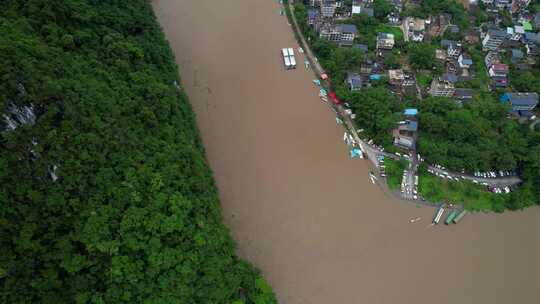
xmin=0 ymin=1 xmax=276 ymax=303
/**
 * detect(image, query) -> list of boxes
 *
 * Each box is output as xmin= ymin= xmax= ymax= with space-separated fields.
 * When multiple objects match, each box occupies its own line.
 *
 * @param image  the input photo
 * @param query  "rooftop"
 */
xmin=388 ymin=69 xmax=405 ymax=80
xmin=338 ymin=24 xmax=358 ymax=34
xmin=501 ymin=92 xmax=539 ymax=107
xmin=404 ymin=108 xmax=418 ymax=116
xmin=454 ymin=88 xmax=475 ymax=100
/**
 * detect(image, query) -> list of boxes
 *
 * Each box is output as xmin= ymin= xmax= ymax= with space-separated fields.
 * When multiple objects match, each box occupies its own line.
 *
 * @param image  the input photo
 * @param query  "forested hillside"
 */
xmin=0 ymin=1 xmax=276 ymax=303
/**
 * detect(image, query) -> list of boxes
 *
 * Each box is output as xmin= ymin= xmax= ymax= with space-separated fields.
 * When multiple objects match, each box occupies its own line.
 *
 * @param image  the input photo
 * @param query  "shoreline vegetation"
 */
xmin=0 ymin=1 xmax=276 ymax=303
xmin=285 ymin=0 xmax=540 ymax=213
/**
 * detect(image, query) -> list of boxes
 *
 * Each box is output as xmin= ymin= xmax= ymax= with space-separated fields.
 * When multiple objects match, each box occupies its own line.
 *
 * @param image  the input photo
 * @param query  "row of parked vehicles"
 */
xmin=488 ymin=185 xmax=512 ymax=194
xmin=400 ymin=169 xmax=419 ymax=200
xmin=473 ymin=170 xmax=516 ymax=178
xmin=378 ymin=157 xmax=386 ymax=178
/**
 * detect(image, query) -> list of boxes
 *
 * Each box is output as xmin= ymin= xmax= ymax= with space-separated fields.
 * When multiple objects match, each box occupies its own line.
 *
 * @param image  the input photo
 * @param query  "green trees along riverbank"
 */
xmin=0 ymin=1 xmax=276 ymax=303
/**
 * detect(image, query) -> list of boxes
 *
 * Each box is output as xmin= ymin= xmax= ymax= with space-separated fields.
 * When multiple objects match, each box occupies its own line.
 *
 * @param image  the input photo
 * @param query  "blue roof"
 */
xmin=512 ymin=49 xmax=524 ymax=58
xmin=442 ymin=73 xmax=458 ymax=83
xmin=441 ymin=39 xmax=456 ymax=48
xmin=353 ymin=44 xmax=368 ymax=52
xmin=407 ymin=121 xmax=418 ymax=132
xmin=524 ymin=32 xmax=538 ymax=42
xmin=359 ymin=7 xmax=374 ymax=17
xmin=339 ymin=24 xmax=358 ymax=34
xmin=404 ymin=108 xmax=418 ymax=116
xmin=347 ymin=72 xmax=363 ymax=88
xmin=449 ymin=25 xmax=460 ymax=33
xmin=308 ymin=9 xmax=319 ymax=18
xmin=500 ymin=93 xmax=538 ymax=107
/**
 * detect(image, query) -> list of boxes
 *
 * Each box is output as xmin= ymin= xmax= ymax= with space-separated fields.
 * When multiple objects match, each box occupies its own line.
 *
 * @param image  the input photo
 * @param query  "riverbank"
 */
xmin=284 ymin=1 xmax=524 ymax=212
xmin=153 ymin=0 xmax=540 ymax=303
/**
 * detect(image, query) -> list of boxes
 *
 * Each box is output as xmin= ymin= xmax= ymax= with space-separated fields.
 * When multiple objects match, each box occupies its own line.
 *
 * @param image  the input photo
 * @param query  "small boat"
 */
xmin=432 ymin=206 xmax=445 ymax=224
xmin=369 ymin=171 xmax=377 ymax=184
xmin=409 ymin=217 xmax=421 ymax=223
xmin=452 ymin=210 xmax=467 ymax=224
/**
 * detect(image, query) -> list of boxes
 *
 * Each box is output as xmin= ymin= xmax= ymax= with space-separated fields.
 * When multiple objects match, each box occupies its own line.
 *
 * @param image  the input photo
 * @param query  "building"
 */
xmin=319 ymin=23 xmax=357 ymax=45
xmin=442 ymin=73 xmax=458 ymax=83
xmin=526 ymin=43 xmax=538 ymax=56
xmin=441 ymin=40 xmax=461 ymax=57
xmin=353 ymin=43 xmax=369 ymax=53
xmin=307 ymin=9 xmax=320 ymax=26
xmin=402 ymin=72 xmax=416 ymax=95
xmin=522 ymin=21 xmax=533 ymax=32
xmin=489 ymin=63 xmax=509 ymax=88
xmin=409 ymin=18 xmax=426 ymax=42
xmin=388 ymin=69 xmax=405 ymax=86
xmin=376 ymin=32 xmax=395 ymax=49
xmin=388 ymin=13 xmax=400 ymax=25
xmin=482 ymin=29 xmax=507 ymax=51
xmin=391 ymin=0 xmax=403 ymax=12
xmin=346 ymin=72 xmax=363 ymax=91
xmin=337 ymin=24 xmax=358 ymax=45
xmin=511 ymin=49 xmax=524 ymax=63
xmin=500 ymin=93 xmax=539 ymax=115
xmin=453 ymin=88 xmax=475 ymax=101
xmin=428 ymin=14 xmax=450 ymax=38
xmin=351 ymin=0 xmax=362 ymax=14
xmin=435 ymin=49 xmax=447 ymax=61
xmin=393 ymin=112 xmax=418 ymax=150
xmin=464 ymin=28 xmax=481 ymax=44
xmin=458 ymin=53 xmax=473 ymax=69
xmin=512 ymin=0 xmax=531 ymax=14
xmin=484 ymin=51 xmax=500 ymax=69
xmin=534 ymin=13 xmax=540 ymax=29
xmin=429 ymin=78 xmax=455 ymax=97
xmin=319 ymin=24 xmax=341 ymax=41
xmin=523 ymin=32 xmax=539 ymax=45
xmin=494 ymin=0 xmax=511 ymax=8
xmin=507 ymin=26 xmax=524 ymax=42
xmin=321 ymin=0 xmax=337 ymax=18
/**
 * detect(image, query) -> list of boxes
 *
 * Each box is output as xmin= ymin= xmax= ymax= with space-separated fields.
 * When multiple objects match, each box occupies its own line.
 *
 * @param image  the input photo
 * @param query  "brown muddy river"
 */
xmin=153 ymin=1 xmax=540 ymax=303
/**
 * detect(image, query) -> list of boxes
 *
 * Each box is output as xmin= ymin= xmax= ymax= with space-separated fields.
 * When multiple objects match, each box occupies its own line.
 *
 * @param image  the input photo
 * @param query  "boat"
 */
xmin=369 ymin=171 xmax=377 ymax=184
xmin=452 ymin=210 xmax=467 ymax=224
xmin=445 ymin=209 xmax=459 ymax=225
xmin=432 ymin=206 xmax=445 ymax=224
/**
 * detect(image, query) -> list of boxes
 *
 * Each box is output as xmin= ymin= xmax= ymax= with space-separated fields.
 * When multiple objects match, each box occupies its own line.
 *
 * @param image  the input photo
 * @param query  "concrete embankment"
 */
xmin=153 ymin=0 xmax=540 ymax=303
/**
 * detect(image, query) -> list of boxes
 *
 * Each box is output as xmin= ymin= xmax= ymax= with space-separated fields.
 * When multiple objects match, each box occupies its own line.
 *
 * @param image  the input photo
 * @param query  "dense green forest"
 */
xmin=0 ymin=1 xmax=276 ymax=303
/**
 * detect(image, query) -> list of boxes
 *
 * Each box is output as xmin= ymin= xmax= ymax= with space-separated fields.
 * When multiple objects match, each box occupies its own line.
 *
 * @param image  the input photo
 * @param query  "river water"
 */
xmin=152 ymin=1 xmax=540 ymax=303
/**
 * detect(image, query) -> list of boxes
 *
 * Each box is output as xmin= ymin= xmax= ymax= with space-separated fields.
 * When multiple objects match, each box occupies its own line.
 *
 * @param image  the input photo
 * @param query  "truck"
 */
xmin=444 ymin=209 xmax=459 ymax=225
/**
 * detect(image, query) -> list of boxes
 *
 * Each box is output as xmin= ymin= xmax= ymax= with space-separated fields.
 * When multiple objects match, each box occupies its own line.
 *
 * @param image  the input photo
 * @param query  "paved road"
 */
xmin=287 ymin=3 xmax=325 ymax=76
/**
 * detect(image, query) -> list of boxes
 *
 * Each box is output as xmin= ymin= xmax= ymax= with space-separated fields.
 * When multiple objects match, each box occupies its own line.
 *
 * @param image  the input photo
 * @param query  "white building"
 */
xmin=321 ymin=0 xmax=337 ymax=18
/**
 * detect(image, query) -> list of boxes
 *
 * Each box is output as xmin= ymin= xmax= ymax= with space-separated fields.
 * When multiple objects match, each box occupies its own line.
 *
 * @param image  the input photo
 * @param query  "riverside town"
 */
xmin=285 ymin=0 xmax=540 ymax=213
